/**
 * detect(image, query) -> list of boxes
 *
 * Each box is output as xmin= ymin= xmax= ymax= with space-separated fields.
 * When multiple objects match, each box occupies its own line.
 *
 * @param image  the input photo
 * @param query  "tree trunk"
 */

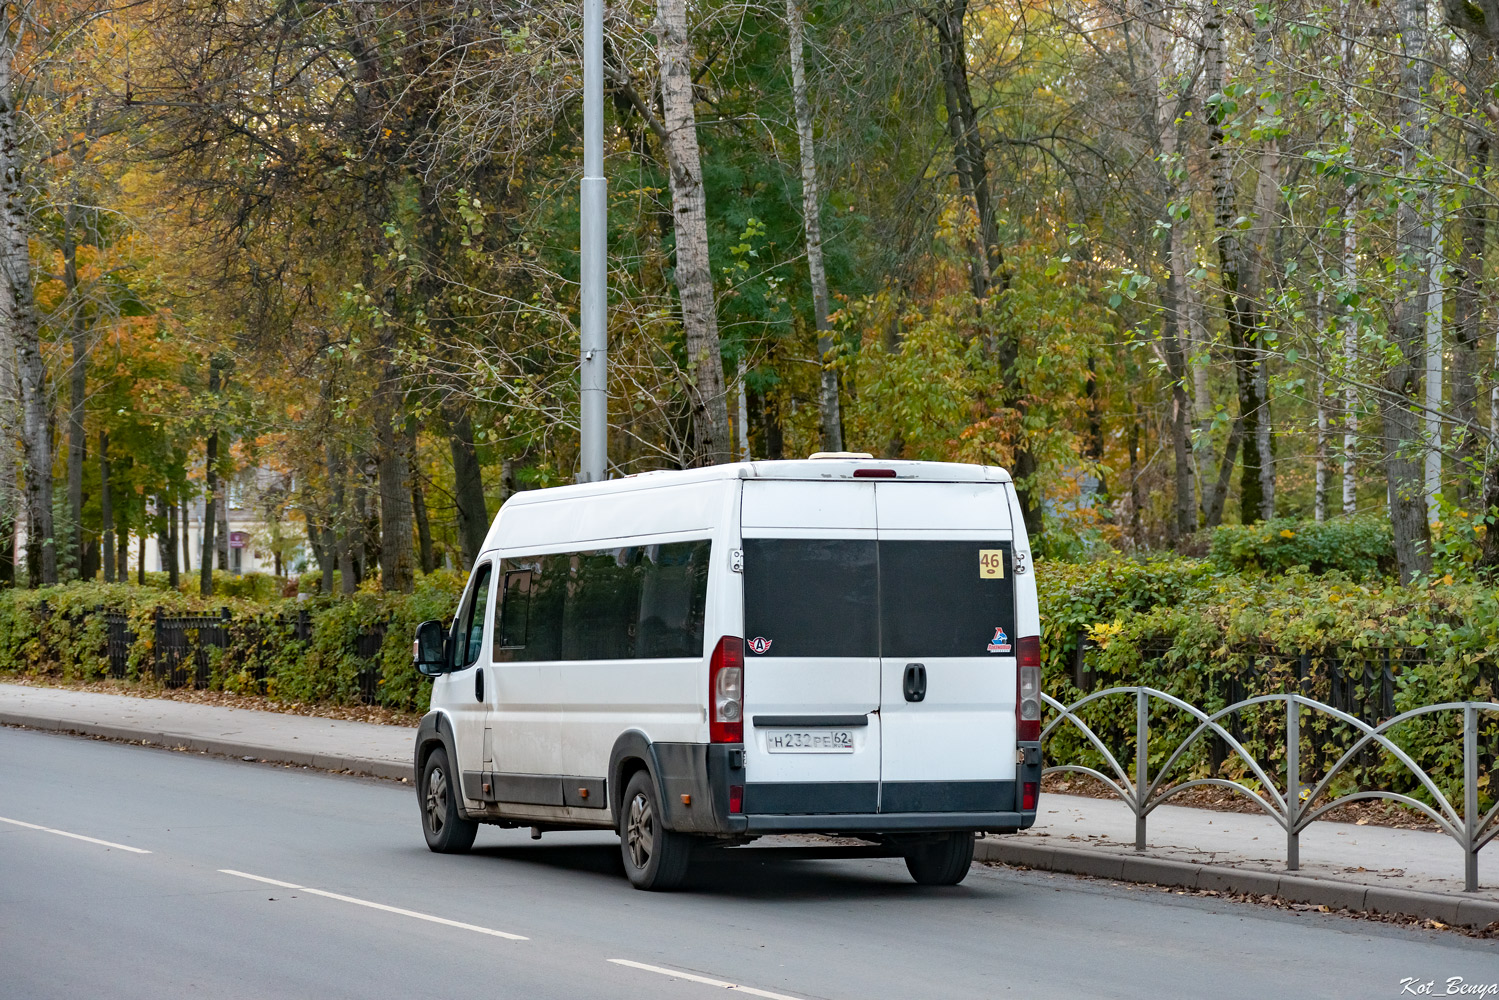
xmin=657 ymin=0 xmax=731 ymax=465
xmin=1 ymin=32 xmax=54 ymax=585
xmin=179 ymin=498 xmax=191 ymax=576
xmin=1128 ymin=400 xmax=1144 ymax=547
xmin=200 ymin=361 xmax=221 ymax=596
xmin=1204 ymin=0 xmax=1267 ymax=524
xmin=202 ymin=431 xmax=218 ymax=590
xmin=166 ymin=497 xmax=179 ymax=589
xmin=930 ymin=0 xmax=1040 ymax=536
xmin=1452 ymin=130 xmax=1489 ymax=505
xmin=375 ymin=380 xmax=415 ymax=593
xmin=64 ymin=220 xmax=87 ymax=582
xmin=1425 ymin=215 xmax=1445 ymax=521
xmin=787 ymin=0 xmax=842 ymax=451
xmin=1341 ymin=14 xmax=1360 ymax=516
xmin=322 ymin=442 xmax=342 ymax=594
xmin=100 ymin=431 xmax=114 ymax=583
xmin=0 ymin=236 xmax=15 ymax=587
xmin=1246 ymin=16 xmax=1280 ymax=521
xmin=136 ymin=533 xmax=144 ymax=585
xmin=409 ymin=425 xmax=434 ymax=575
xmin=447 ymin=407 xmax=488 ymax=570
xmin=216 ymin=461 xmax=230 ymax=572
xmin=1144 ymin=0 xmax=1197 ymax=538
xmin=1383 ymin=0 xmax=1434 ymax=582
xmin=761 ymin=390 xmax=785 ymax=461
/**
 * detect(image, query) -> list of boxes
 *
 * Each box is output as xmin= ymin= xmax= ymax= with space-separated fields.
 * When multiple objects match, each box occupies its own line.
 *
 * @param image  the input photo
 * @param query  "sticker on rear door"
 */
xmin=748 ymin=636 xmax=773 ymax=654
xmin=987 ymin=627 xmax=1012 ymax=653
xmin=979 ymin=549 xmax=1005 ymax=579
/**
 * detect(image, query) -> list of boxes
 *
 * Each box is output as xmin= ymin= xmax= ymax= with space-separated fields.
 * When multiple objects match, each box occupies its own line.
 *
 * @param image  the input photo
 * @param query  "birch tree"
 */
xmin=787 ymin=0 xmax=842 ymax=452
xmin=657 ymin=0 xmax=731 ymax=465
xmin=0 ymin=3 xmax=54 ymax=584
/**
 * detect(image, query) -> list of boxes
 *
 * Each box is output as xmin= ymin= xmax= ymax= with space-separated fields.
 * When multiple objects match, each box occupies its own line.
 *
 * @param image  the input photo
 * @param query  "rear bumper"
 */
xmin=742 ymin=811 xmax=1028 ymax=834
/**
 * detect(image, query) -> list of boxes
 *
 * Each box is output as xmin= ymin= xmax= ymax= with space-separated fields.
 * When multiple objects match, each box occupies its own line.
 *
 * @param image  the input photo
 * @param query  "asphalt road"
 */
xmin=1 ymin=727 xmax=1494 ymax=1000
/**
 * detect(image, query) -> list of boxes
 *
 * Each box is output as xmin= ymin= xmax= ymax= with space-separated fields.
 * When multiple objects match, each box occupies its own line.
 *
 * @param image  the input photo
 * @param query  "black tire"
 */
xmin=904 ymin=832 xmax=975 ymax=886
xmin=420 ymin=746 xmax=478 ymax=854
xmin=618 ymin=770 xmax=692 ymax=891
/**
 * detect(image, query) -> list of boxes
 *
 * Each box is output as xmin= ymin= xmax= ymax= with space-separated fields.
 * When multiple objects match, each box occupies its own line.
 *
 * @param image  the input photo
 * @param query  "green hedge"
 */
xmin=0 ymin=573 xmax=465 ymax=713
xmin=1207 ymin=516 xmax=1394 ymax=580
xmin=1036 ymin=555 xmax=1498 ymax=813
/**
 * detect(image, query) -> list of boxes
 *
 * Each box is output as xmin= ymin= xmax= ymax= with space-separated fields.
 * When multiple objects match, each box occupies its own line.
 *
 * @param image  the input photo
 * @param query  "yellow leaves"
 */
xmin=1086 ymin=620 xmax=1126 ymax=649
xmin=1279 ymin=528 xmax=1296 ymax=539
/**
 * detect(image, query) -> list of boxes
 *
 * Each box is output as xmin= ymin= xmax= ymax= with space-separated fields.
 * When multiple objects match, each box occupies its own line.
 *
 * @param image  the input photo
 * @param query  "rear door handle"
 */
xmin=903 ymin=663 xmax=926 ymax=703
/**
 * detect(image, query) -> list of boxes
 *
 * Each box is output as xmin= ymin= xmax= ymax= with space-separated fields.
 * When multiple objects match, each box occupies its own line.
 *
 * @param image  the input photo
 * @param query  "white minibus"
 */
xmin=411 ymin=456 xmax=1043 ymax=890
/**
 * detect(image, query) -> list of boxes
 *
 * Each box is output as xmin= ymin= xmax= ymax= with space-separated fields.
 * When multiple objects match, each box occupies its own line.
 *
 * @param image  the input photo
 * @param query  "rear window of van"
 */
xmin=742 ymin=539 xmax=1015 ymax=659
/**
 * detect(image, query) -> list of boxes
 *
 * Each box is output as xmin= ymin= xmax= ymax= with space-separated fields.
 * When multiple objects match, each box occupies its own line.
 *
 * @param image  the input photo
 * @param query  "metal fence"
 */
xmin=153 ymin=608 xmax=232 ymax=688
xmin=1042 ymin=686 xmax=1499 ymax=891
xmin=103 ymin=609 xmax=133 ymax=679
xmin=94 ymin=606 xmax=389 ymax=704
xmin=354 ymin=620 xmax=387 ymax=705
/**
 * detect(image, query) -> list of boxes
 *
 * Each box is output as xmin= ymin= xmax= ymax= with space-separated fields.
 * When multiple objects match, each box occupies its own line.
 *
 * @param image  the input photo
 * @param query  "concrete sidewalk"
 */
xmin=3 ymin=681 xmax=1495 ymax=928
xmin=0 ymin=683 xmax=413 ymax=780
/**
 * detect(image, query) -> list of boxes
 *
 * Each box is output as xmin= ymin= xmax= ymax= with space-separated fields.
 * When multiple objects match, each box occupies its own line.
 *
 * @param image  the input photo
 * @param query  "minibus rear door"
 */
xmin=739 ymin=481 xmax=882 ymax=816
xmin=874 ymin=483 xmax=1016 ymax=814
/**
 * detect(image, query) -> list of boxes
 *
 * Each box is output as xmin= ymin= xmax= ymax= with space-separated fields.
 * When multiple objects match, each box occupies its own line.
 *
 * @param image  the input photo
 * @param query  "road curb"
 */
xmin=0 ymin=711 xmax=411 ymax=782
xmin=975 ymin=838 xmax=1499 ymax=929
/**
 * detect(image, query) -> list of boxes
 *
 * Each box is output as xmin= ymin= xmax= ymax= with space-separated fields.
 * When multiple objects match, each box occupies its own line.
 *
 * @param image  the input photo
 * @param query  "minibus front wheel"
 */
xmin=420 ymin=747 xmax=478 ymax=854
xmin=619 ymin=770 xmax=693 ymax=890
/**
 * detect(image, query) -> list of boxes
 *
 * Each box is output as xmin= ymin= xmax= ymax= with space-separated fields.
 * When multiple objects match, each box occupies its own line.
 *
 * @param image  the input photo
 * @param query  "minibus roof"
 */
xmin=501 ymin=459 xmax=1011 ymax=507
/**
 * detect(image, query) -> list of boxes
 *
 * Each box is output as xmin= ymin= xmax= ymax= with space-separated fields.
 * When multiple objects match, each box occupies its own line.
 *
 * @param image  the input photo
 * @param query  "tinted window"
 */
xmin=562 ymin=548 xmax=641 ymax=659
xmin=496 ymin=570 xmax=532 ymax=653
xmin=742 ymin=538 xmax=879 ymax=657
xmin=452 ymin=563 xmax=493 ymax=668
xmin=637 ymin=542 xmax=711 ymax=657
xmin=880 ymin=540 xmax=1015 ymax=658
xmin=494 ymin=540 xmax=711 ymax=661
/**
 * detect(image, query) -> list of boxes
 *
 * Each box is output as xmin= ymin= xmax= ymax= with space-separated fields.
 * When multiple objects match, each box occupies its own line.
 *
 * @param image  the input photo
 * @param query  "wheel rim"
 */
xmin=625 ymin=790 xmax=654 ymax=870
xmin=426 ymin=766 xmax=449 ymax=835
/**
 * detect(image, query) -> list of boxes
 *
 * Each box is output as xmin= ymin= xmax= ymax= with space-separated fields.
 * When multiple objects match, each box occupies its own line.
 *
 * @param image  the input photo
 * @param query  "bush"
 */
xmin=1037 ymin=557 xmax=1499 ymax=814
xmin=1207 ymin=516 xmax=1394 ymax=580
xmin=0 ymin=572 xmax=466 ymax=713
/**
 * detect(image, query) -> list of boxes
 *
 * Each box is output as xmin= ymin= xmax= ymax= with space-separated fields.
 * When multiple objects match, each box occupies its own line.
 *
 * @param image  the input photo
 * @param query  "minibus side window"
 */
xmin=495 ymin=557 xmax=564 ymax=662
xmin=562 ymin=548 xmax=641 ymax=659
xmin=452 ymin=563 xmax=493 ymax=669
xmin=494 ymin=541 xmax=711 ymax=661
xmin=636 ymin=540 xmax=710 ymax=658
xmin=496 ymin=570 xmax=532 ymax=654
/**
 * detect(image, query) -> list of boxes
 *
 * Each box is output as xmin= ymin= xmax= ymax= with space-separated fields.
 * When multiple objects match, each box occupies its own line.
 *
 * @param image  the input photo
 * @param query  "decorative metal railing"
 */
xmin=1041 ymin=687 xmax=1499 ymax=891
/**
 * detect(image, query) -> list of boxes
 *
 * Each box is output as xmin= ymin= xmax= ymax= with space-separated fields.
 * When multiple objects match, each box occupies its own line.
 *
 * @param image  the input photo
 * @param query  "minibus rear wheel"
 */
xmin=903 ymin=832 xmax=974 ymax=885
xmin=619 ymin=770 xmax=692 ymax=890
xmin=421 ymin=746 xmax=478 ymax=854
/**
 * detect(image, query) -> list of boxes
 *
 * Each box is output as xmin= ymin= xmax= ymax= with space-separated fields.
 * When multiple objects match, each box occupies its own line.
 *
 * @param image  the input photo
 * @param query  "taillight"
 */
xmin=1016 ymin=635 xmax=1041 ymax=742
xmin=852 ymin=468 xmax=896 ymax=478
xmin=729 ymin=784 xmax=744 ymax=813
xmin=1022 ymin=781 xmax=1038 ymax=811
xmin=710 ymin=636 xmax=744 ymax=743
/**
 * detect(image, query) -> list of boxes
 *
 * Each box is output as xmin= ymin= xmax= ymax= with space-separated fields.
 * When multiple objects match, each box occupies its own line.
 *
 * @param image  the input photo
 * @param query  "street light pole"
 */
xmin=578 ymin=0 xmax=608 ymax=483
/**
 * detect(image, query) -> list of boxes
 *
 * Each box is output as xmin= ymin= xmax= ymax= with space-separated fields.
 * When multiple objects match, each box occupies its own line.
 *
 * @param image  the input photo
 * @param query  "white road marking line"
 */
xmin=0 ymin=815 xmax=152 ymax=854
xmin=218 ymin=869 xmax=528 ymax=941
xmin=608 ymin=958 xmax=807 ymax=1000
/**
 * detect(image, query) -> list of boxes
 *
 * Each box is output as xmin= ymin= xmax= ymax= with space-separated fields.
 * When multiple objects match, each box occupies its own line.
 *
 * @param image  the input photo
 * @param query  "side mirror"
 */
xmin=413 ymin=619 xmax=449 ymax=676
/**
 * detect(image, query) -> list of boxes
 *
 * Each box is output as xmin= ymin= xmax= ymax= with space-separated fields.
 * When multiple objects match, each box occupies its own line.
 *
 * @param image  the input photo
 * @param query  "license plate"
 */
xmin=764 ymin=729 xmax=855 ymax=753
